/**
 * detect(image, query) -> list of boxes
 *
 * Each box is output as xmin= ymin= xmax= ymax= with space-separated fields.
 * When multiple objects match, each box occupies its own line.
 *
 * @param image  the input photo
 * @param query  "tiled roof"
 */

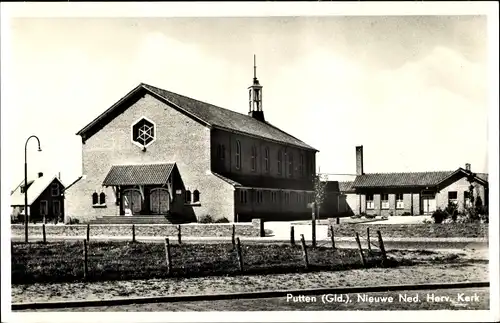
xmin=476 ymin=173 xmax=489 ymax=183
xmin=76 ymin=83 xmax=316 ymax=151
xmin=339 ymin=181 xmax=355 ymax=192
xmin=102 ymin=163 xmax=176 ymax=186
xmin=142 ymin=84 xmax=316 ymax=150
xmin=212 ymin=173 xmax=241 ymax=187
xmin=352 ymin=171 xmax=455 ymax=188
xmin=10 ymin=175 xmax=65 ymax=206
xmin=214 ymin=172 xmax=313 ymax=190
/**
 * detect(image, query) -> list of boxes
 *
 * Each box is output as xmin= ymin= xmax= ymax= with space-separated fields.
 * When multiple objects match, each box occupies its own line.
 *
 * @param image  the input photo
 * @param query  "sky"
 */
xmin=2 ymin=14 xmax=491 ymax=187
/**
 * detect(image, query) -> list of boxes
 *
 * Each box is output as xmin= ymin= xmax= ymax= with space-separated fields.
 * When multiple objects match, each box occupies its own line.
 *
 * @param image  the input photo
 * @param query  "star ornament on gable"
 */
xmin=132 ymin=117 xmax=156 ymax=149
xmin=138 ymin=124 xmax=153 ymax=145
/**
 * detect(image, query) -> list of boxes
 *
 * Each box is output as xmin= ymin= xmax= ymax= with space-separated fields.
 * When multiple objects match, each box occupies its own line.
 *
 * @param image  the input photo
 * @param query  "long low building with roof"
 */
xmin=321 ymin=146 xmax=489 ymax=218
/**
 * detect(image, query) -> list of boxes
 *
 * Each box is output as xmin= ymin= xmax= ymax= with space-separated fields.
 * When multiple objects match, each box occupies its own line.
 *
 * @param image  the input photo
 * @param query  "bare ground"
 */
xmin=11 ymin=248 xmax=489 ymax=304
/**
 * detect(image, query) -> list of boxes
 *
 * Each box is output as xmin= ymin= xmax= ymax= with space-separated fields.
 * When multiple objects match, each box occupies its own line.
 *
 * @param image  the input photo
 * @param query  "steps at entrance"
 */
xmin=89 ymin=216 xmax=171 ymax=225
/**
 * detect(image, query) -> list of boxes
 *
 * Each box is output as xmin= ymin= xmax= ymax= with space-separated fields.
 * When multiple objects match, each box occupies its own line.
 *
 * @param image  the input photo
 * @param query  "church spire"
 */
xmin=248 ymin=54 xmax=265 ymax=122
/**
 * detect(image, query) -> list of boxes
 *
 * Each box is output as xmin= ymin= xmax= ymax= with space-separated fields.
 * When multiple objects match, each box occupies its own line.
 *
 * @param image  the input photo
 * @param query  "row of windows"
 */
xmin=366 ymin=193 xmax=405 ymax=210
xmin=219 ymin=141 xmax=309 ymax=177
xmin=39 ymin=200 xmax=61 ymax=216
xmin=185 ymin=190 xmax=200 ymax=204
xmin=365 ymin=191 xmax=463 ymax=210
xmin=92 ymin=192 xmax=106 ymax=205
xmin=91 ymin=190 xmax=202 ymax=206
xmin=239 ymin=190 xmax=315 ymax=205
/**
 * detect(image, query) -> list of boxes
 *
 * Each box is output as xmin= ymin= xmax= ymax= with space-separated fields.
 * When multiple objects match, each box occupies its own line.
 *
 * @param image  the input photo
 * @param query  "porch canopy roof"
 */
xmin=102 ymin=163 xmax=176 ymax=186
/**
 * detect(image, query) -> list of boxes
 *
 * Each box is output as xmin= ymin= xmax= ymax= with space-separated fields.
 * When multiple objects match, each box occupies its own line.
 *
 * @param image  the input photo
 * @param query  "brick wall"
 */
xmin=436 ymin=176 xmax=487 ymax=212
xmin=65 ymin=94 xmax=234 ymax=223
xmin=211 ymin=129 xmax=314 ymax=182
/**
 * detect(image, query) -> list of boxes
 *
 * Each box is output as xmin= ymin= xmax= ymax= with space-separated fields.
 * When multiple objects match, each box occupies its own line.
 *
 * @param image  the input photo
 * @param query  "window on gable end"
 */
xmin=51 ymin=183 xmax=60 ymax=197
xmin=92 ymin=192 xmax=98 ymax=205
xmin=193 ymin=190 xmax=200 ymax=203
xmin=99 ymin=192 xmax=106 ymax=205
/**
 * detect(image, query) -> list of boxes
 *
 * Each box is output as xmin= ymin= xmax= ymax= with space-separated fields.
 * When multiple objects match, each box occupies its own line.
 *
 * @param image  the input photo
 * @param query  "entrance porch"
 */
xmin=100 ymin=163 xmax=182 ymax=223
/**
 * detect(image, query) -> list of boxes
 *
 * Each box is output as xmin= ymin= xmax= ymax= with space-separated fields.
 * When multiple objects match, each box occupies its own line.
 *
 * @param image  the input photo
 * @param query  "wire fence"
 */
xmin=12 ymin=227 xmax=389 ymax=284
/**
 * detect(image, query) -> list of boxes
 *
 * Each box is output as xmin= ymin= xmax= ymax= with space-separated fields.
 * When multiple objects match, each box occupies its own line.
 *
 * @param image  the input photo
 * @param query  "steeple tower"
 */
xmin=248 ymin=55 xmax=265 ymax=122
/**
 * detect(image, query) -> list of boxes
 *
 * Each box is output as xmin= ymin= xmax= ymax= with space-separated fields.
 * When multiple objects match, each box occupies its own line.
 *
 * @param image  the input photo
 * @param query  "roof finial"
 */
xmin=253 ymin=54 xmax=257 ymax=80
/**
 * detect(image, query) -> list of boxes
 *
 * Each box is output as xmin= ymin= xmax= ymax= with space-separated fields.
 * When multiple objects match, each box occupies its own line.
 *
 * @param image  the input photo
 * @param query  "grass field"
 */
xmin=328 ymin=223 xmax=488 ymax=238
xmin=12 ymin=241 xmax=387 ymax=284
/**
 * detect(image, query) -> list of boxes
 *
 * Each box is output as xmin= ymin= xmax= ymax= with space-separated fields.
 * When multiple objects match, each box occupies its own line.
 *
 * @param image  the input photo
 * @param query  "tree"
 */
xmin=312 ymin=173 xmax=329 ymax=219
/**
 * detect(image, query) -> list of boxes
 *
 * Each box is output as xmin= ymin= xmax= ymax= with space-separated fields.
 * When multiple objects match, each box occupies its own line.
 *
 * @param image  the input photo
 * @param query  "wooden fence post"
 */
xmin=259 ymin=220 xmax=265 ymax=237
xmin=132 ymin=224 xmax=136 ymax=243
xmin=86 ymin=224 xmax=90 ymax=242
xmin=367 ymin=227 xmax=371 ymax=251
xmin=236 ymin=237 xmax=244 ymax=272
xmin=330 ymin=225 xmax=335 ymax=249
xmin=290 ymin=226 xmax=295 ymax=246
xmin=311 ymin=204 xmax=317 ymax=247
xmin=232 ymin=224 xmax=236 ymax=248
xmin=300 ymin=234 xmax=309 ymax=270
xmin=177 ymin=225 xmax=182 ymax=244
xmin=355 ymin=232 xmax=366 ymax=267
xmin=164 ymin=238 xmax=172 ymax=275
xmin=42 ymin=224 xmax=46 ymax=244
xmin=83 ymin=239 xmax=88 ymax=280
xmin=377 ymin=230 xmax=387 ymax=263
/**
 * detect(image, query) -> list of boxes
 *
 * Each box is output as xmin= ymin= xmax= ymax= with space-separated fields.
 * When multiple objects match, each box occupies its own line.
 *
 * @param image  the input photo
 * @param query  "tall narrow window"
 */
xmin=185 ymin=190 xmax=192 ymax=204
xmin=99 ymin=192 xmax=106 ymax=205
xmin=381 ymin=193 xmax=389 ymax=209
xmin=217 ymin=144 xmax=225 ymax=160
xmin=251 ymin=145 xmax=257 ymax=172
xmin=299 ymin=154 xmax=304 ymax=176
xmin=235 ymin=140 xmax=241 ymax=170
xmin=288 ymin=153 xmax=294 ymax=178
xmin=40 ymin=200 xmax=48 ymax=216
xmin=51 ymin=183 xmax=60 ymax=197
xmin=92 ymin=192 xmax=98 ymax=205
xmin=53 ymin=200 xmax=61 ymax=216
xmin=277 ymin=150 xmax=282 ymax=175
xmin=448 ymin=191 xmax=458 ymax=205
xmin=264 ymin=147 xmax=270 ymax=173
xmin=284 ymin=152 xmax=288 ymax=176
xmin=464 ymin=191 xmax=472 ymax=207
xmin=396 ymin=193 xmax=404 ymax=209
xmin=366 ymin=194 xmax=374 ymax=209
xmin=193 ymin=190 xmax=200 ymax=203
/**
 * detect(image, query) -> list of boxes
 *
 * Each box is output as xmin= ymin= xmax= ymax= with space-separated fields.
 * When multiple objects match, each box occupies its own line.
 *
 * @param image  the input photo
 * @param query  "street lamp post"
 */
xmin=24 ymin=135 xmax=42 ymax=243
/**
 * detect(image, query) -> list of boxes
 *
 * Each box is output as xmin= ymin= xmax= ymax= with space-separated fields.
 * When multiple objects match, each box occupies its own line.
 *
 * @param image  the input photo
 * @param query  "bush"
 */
xmin=364 ymin=213 xmax=377 ymax=219
xmin=431 ymin=209 xmax=448 ymax=224
xmin=198 ymin=214 xmax=214 ymax=223
xmin=401 ymin=212 xmax=412 ymax=216
xmin=214 ymin=217 xmax=230 ymax=223
xmin=351 ymin=214 xmax=362 ymax=219
xmin=67 ymin=217 xmax=80 ymax=225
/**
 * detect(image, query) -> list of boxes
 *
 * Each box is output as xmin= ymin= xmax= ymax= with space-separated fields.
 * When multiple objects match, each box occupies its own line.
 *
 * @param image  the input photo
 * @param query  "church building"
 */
xmin=65 ymin=57 xmax=318 ymax=224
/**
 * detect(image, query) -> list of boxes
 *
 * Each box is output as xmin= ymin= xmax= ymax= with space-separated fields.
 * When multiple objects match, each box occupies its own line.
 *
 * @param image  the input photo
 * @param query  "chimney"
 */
xmin=355 ymin=146 xmax=364 ymax=175
xmin=465 ymin=163 xmax=471 ymax=172
xmin=58 ymin=172 xmax=61 ymax=180
xmin=38 ymin=172 xmax=43 ymax=178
